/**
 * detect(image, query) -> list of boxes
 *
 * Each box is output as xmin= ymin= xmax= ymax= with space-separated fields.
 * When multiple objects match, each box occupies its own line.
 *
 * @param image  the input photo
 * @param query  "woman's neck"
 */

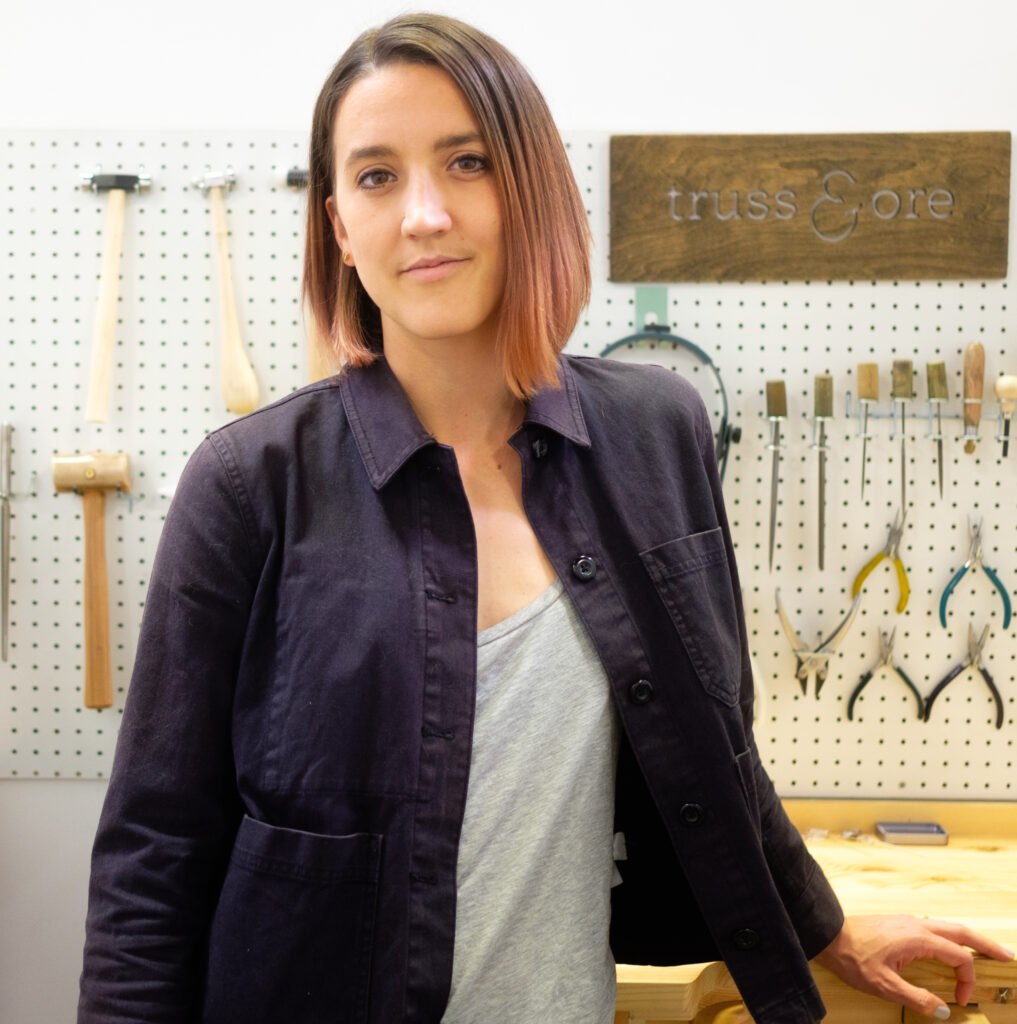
xmin=384 ymin=337 xmax=525 ymax=452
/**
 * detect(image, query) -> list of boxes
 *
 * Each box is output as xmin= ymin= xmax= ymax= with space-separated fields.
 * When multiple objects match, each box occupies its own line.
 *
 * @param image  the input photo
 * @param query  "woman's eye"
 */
xmin=357 ymin=169 xmax=394 ymax=190
xmin=453 ymin=154 xmax=489 ymax=174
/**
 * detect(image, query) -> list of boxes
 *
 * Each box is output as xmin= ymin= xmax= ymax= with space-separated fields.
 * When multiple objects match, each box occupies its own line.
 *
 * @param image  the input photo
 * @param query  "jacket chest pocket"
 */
xmin=202 ymin=815 xmax=382 ymax=1024
xmin=640 ymin=527 xmax=743 ymax=707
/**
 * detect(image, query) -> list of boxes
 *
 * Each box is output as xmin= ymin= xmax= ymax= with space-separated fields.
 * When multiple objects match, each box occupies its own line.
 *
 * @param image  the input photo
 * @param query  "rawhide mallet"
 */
xmin=80 ymin=168 xmax=151 ymax=423
xmin=52 ymin=452 xmax=131 ymax=708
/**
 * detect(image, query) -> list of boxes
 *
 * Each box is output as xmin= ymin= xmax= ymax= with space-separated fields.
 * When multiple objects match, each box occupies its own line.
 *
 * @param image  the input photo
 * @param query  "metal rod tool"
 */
xmin=0 ymin=424 xmax=11 ymax=661
xmin=994 ymin=374 xmax=1017 ymax=456
xmin=80 ymin=168 xmax=151 ymax=422
xmin=890 ymin=360 xmax=913 ymax=510
xmin=925 ymin=361 xmax=948 ymax=498
xmin=765 ymin=380 xmax=787 ymax=571
xmin=856 ymin=362 xmax=878 ymax=498
xmin=812 ymin=374 xmax=833 ymax=570
xmin=962 ymin=342 xmax=985 ymax=454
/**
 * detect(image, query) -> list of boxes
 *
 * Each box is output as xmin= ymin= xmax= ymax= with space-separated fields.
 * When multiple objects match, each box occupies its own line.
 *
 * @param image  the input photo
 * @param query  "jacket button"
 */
xmin=532 ymin=437 xmax=549 ymax=459
xmin=679 ymin=802 xmax=705 ymax=827
xmin=732 ymin=928 xmax=761 ymax=951
xmin=571 ymin=555 xmax=598 ymax=581
xmin=628 ymin=678 xmax=654 ymax=705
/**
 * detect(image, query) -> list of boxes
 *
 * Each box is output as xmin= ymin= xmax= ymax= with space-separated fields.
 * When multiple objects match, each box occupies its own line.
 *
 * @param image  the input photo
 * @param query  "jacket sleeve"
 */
xmin=79 ymin=437 xmax=259 ymax=1023
xmin=696 ymin=395 xmax=846 ymax=961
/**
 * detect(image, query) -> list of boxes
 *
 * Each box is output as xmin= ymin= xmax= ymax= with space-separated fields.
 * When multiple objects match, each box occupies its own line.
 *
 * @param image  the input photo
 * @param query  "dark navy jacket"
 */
xmin=79 ymin=355 xmax=843 ymax=1024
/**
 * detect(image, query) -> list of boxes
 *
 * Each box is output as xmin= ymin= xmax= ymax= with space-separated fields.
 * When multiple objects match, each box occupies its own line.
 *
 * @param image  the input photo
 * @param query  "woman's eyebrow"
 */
xmin=343 ymin=132 xmax=485 ymax=168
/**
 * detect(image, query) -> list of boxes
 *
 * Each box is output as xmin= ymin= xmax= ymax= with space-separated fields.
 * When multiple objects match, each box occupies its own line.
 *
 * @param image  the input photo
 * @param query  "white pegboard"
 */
xmin=2 ymin=128 xmax=1015 ymax=795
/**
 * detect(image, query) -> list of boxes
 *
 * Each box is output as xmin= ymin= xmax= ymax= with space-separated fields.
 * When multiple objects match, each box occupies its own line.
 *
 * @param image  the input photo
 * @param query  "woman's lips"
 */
xmin=401 ymin=256 xmax=467 ymax=282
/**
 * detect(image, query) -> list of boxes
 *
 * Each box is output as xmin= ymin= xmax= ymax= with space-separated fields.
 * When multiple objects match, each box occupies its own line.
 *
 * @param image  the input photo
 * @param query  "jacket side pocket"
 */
xmin=201 ymin=815 xmax=382 ymax=1024
xmin=640 ymin=527 xmax=742 ymax=706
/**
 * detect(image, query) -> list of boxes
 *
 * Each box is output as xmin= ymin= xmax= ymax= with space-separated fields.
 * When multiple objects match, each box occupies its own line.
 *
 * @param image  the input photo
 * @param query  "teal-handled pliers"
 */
xmin=939 ymin=517 xmax=1011 ymax=630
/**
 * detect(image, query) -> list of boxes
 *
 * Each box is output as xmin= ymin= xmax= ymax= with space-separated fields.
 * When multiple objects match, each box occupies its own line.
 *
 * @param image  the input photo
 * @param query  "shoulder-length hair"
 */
xmin=303 ymin=12 xmax=591 ymax=398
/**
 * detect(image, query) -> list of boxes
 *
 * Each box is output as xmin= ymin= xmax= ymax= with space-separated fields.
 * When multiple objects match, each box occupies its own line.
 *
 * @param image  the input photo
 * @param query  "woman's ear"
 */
xmin=324 ymin=196 xmax=349 ymax=251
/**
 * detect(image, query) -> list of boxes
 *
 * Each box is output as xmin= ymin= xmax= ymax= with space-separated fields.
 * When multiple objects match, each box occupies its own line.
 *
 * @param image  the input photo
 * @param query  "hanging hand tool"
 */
xmin=776 ymin=589 xmax=862 ymax=698
xmin=924 ymin=624 xmax=1003 ymax=730
xmin=1 ymin=424 xmax=11 ymax=661
xmin=52 ymin=453 xmax=132 ymax=708
xmin=994 ymin=374 xmax=1017 ymax=456
xmin=856 ymin=362 xmax=878 ymax=498
xmin=939 ymin=516 xmax=1011 ymax=630
xmin=925 ymin=361 xmax=948 ymax=498
xmin=765 ymin=380 xmax=786 ymax=571
xmin=890 ymin=359 xmax=913 ymax=510
xmin=852 ymin=508 xmax=910 ymax=613
xmin=80 ymin=168 xmax=152 ymax=423
xmin=193 ymin=168 xmax=259 ymax=415
xmin=812 ymin=374 xmax=833 ymax=570
xmin=847 ymin=628 xmax=923 ymax=721
xmin=962 ymin=342 xmax=984 ymax=454
xmin=276 ymin=164 xmax=334 ymax=383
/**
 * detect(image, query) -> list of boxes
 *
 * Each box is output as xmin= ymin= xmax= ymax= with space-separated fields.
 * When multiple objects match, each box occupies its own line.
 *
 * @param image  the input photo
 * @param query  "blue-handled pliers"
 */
xmin=924 ymin=624 xmax=1003 ymax=730
xmin=939 ymin=517 xmax=1011 ymax=630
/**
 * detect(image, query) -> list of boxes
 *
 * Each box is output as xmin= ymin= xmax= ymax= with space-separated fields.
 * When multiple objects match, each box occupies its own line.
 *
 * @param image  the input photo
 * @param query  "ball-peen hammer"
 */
xmin=52 ymin=452 xmax=131 ymax=708
xmin=80 ymin=169 xmax=151 ymax=422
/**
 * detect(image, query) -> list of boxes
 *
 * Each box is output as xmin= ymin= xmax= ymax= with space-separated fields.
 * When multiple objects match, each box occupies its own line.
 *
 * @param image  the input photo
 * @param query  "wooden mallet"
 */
xmin=80 ymin=169 xmax=151 ymax=423
xmin=52 ymin=453 xmax=131 ymax=708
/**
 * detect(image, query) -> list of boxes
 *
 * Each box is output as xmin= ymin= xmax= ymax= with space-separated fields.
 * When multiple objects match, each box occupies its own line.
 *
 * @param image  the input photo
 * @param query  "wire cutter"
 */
xmin=924 ymin=624 xmax=1003 ymax=730
xmin=939 ymin=517 xmax=1011 ymax=630
xmin=776 ymin=589 xmax=862 ymax=698
xmin=847 ymin=627 xmax=923 ymax=721
xmin=852 ymin=509 xmax=909 ymax=613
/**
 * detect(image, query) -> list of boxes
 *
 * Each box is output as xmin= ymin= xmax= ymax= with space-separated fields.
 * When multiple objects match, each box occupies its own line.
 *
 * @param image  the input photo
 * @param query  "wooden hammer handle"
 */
xmin=210 ymin=186 xmax=259 ymax=415
xmin=85 ymin=189 xmax=127 ymax=423
xmin=82 ymin=490 xmax=112 ymax=708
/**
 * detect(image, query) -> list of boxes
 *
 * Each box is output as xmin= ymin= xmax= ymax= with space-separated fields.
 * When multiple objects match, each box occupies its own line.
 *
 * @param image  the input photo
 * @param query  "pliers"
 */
xmin=852 ymin=509 xmax=909 ymax=613
xmin=847 ymin=627 xmax=923 ymax=721
xmin=924 ymin=624 xmax=1004 ymax=730
xmin=776 ymin=589 xmax=862 ymax=698
xmin=939 ymin=517 xmax=1011 ymax=630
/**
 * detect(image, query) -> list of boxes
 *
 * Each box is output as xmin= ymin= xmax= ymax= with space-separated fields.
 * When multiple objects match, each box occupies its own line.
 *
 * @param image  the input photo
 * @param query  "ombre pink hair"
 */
xmin=302 ymin=13 xmax=592 ymax=398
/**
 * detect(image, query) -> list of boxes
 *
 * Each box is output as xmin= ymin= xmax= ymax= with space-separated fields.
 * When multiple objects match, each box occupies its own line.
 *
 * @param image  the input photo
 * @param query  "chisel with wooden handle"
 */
xmin=994 ymin=374 xmax=1017 ymax=456
xmin=813 ymin=374 xmax=833 ymax=571
xmin=194 ymin=169 xmax=259 ymax=415
xmin=80 ymin=169 xmax=151 ymax=422
xmin=926 ymin=361 xmax=948 ymax=498
xmin=963 ymin=342 xmax=985 ymax=454
xmin=857 ymin=362 xmax=878 ymax=498
xmin=891 ymin=360 xmax=913 ymax=510
xmin=765 ymin=381 xmax=786 ymax=571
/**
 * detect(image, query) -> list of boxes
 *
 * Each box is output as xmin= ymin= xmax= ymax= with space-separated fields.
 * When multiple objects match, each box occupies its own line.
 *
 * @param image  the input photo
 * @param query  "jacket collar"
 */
xmin=339 ymin=356 xmax=591 ymax=490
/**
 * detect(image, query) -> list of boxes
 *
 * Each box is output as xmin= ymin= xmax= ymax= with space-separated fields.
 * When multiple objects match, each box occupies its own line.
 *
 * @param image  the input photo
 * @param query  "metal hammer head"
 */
xmin=52 ymin=452 xmax=131 ymax=494
xmin=80 ymin=167 xmax=152 ymax=193
xmin=193 ymin=166 xmax=237 ymax=193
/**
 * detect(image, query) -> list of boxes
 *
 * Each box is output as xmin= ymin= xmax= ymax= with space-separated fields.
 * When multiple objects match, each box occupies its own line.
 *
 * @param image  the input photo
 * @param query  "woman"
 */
xmin=79 ymin=13 xmax=1011 ymax=1024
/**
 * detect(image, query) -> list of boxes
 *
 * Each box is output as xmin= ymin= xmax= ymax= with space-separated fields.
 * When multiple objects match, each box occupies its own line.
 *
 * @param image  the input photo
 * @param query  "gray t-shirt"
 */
xmin=440 ymin=578 xmax=619 ymax=1024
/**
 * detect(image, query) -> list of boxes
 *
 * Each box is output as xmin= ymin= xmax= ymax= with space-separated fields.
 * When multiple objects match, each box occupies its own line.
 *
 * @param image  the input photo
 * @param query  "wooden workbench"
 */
xmin=615 ymin=801 xmax=1017 ymax=1023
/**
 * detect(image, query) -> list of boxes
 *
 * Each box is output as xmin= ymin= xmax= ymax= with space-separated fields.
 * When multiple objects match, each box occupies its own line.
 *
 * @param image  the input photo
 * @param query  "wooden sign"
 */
xmin=610 ymin=132 xmax=1010 ymax=282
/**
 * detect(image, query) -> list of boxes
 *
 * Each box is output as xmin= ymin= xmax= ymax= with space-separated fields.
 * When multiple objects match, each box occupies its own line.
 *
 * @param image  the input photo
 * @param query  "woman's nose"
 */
xmin=401 ymin=173 xmax=452 ymax=237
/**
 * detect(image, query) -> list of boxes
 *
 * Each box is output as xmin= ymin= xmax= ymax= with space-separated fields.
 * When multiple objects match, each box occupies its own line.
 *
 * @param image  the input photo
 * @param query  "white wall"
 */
xmin=2 ymin=1 xmax=1015 ymax=1020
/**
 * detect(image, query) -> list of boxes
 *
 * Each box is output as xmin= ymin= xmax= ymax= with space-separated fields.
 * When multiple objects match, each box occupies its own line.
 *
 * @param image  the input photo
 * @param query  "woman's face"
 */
xmin=325 ymin=62 xmax=507 ymax=356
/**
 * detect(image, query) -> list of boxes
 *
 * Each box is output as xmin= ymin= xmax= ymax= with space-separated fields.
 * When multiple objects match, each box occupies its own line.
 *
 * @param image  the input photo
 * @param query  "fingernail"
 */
xmin=933 ymin=1007 xmax=950 ymax=1021
xmin=1004 ymin=947 xmax=1016 ymax=959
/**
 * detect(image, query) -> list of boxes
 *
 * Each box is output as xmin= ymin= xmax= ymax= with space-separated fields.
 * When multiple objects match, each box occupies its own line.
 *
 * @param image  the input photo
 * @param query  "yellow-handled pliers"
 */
xmin=852 ymin=509 xmax=910 ymax=613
